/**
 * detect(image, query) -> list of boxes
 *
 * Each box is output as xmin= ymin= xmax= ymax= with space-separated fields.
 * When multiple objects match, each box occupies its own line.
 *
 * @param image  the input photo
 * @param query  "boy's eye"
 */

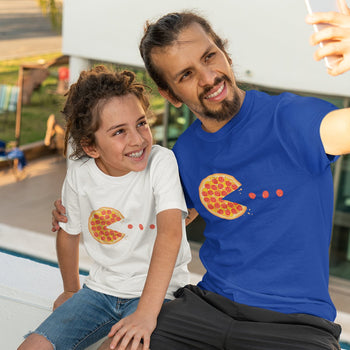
xmin=137 ymin=120 xmax=148 ymax=128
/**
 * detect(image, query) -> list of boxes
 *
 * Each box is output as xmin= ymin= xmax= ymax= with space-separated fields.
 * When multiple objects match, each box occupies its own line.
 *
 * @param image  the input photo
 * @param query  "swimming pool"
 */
xmin=341 ymin=341 xmax=350 ymax=350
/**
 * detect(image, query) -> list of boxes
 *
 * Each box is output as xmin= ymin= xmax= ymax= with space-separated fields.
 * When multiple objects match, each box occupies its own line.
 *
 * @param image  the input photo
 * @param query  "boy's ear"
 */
xmin=82 ymin=142 xmax=99 ymax=159
xmin=158 ymin=88 xmax=183 ymax=108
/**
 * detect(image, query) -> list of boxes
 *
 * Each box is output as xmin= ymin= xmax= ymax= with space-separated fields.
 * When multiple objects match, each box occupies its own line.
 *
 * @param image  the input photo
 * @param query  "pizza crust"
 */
xmin=88 ymin=207 xmax=125 ymax=244
xmin=199 ymin=173 xmax=247 ymax=220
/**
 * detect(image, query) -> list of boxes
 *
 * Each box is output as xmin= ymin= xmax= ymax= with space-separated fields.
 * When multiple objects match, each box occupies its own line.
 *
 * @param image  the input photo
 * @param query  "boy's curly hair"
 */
xmin=62 ymin=65 xmax=151 ymax=159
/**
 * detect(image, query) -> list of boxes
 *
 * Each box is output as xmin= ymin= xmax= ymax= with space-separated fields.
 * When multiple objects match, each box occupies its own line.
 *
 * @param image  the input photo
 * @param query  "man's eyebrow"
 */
xmin=106 ymin=116 xmax=146 ymax=133
xmin=173 ymin=44 xmax=215 ymax=81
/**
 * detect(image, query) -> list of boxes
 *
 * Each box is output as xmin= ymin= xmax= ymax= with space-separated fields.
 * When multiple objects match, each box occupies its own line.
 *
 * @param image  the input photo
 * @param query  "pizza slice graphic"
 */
xmin=199 ymin=173 xmax=247 ymax=220
xmin=88 ymin=207 xmax=125 ymax=244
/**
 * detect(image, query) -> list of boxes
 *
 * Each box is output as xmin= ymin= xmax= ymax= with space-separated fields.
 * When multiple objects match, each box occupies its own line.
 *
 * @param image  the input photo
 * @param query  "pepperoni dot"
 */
xmin=116 ymin=216 xmax=121 ymax=221
xmin=128 ymin=224 xmax=133 ymax=229
xmin=139 ymin=224 xmax=144 ymax=230
xmin=204 ymin=197 xmax=210 ymax=202
xmin=117 ymin=233 xmax=121 ymax=237
xmin=249 ymin=193 xmax=256 ymax=199
xmin=221 ymin=203 xmax=227 ymax=209
xmin=101 ymin=210 xmax=106 ymax=215
xmin=208 ymin=204 xmax=214 ymax=210
xmin=237 ymin=205 xmax=243 ymax=211
xmin=218 ymin=209 xmax=224 ymax=215
xmin=101 ymin=236 xmax=106 ymax=241
xmin=208 ymin=190 xmax=213 ymax=195
xmin=94 ymin=232 xmax=98 ymax=237
xmin=221 ymin=191 xmax=227 ymax=197
xmin=228 ymin=202 xmax=234 ymax=208
xmin=150 ymin=224 xmax=155 ymax=229
xmin=262 ymin=191 xmax=269 ymax=199
xmin=231 ymin=208 xmax=237 ymax=214
xmin=232 ymin=184 xmax=238 ymax=190
xmin=211 ymin=185 xmax=217 ymax=190
xmin=107 ymin=236 xmax=111 ymax=241
xmin=225 ymin=210 xmax=231 ymax=216
xmin=215 ymin=203 xmax=220 ymax=208
xmin=107 ymin=210 xmax=112 ymax=214
xmin=106 ymin=221 xmax=111 ymax=225
xmin=215 ymin=191 xmax=220 ymax=197
xmin=105 ymin=215 xmax=110 ymax=220
xmin=218 ymin=177 xmax=224 ymax=182
xmin=210 ymin=197 xmax=216 ymax=202
xmin=226 ymin=181 xmax=231 ymax=187
xmin=94 ymin=214 xmax=99 ymax=219
xmin=276 ymin=189 xmax=284 ymax=197
xmin=205 ymin=183 xmax=211 ymax=189
xmin=91 ymin=221 xmax=95 ymax=226
xmin=212 ymin=178 xmax=218 ymax=184
xmin=202 ymin=191 xmax=207 ymax=196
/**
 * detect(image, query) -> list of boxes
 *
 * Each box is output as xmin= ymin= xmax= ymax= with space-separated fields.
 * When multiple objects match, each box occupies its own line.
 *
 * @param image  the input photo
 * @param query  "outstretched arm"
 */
xmin=306 ymin=0 xmax=350 ymax=76
xmin=108 ymin=208 xmax=183 ymax=350
xmin=53 ymin=228 xmax=81 ymax=310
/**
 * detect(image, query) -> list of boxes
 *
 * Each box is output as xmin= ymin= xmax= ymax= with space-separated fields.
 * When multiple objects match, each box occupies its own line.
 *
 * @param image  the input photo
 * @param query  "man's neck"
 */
xmin=200 ymin=89 xmax=246 ymax=133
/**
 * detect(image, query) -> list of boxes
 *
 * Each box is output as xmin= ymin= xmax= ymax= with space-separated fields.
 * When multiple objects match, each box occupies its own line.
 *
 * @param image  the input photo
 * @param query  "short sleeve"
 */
xmin=59 ymin=167 xmax=82 ymax=235
xmin=150 ymin=147 xmax=187 ymax=216
xmin=276 ymin=94 xmax=339 ymax=174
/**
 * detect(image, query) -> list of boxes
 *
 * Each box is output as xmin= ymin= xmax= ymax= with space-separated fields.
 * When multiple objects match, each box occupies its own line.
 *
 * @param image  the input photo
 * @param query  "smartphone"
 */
xmin=304 ymin=0 xmax=341 ymax=69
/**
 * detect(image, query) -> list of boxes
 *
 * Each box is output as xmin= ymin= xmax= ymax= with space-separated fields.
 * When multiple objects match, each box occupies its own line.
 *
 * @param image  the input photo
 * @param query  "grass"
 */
xmin=0 ymin=53 xmax=165 ymax=147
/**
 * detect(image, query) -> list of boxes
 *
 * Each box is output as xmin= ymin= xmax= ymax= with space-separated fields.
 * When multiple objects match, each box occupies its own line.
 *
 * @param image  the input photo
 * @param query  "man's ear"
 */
xmin=82 ymin=142 xmax=99 ymax=159
xmin=158 ymin=88 xmax=183 ymax=108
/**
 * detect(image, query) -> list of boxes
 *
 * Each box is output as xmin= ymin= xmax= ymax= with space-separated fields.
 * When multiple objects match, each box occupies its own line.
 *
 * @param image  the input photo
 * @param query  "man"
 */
xmin=53 ymin=4 xmax=350 ymax=350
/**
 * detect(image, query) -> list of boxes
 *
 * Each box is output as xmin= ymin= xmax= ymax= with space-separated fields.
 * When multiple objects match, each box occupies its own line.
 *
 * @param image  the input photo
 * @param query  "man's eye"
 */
xmin=205 ymin=52 xmax=215 ymax=62
xmin=180 ymin=71 xmax=192 ymax=81
xmin=113 ymin=129 xmax=124 ymax=136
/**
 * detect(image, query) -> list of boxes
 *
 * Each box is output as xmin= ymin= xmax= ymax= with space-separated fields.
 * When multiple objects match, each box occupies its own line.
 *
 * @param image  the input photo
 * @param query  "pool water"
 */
xmin=340 ymin=341 xmax=350 ymax=350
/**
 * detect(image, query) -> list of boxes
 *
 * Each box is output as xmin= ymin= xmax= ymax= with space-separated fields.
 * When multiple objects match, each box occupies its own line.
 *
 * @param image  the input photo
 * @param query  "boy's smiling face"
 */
xmin=84 ymin=94 xmax=153 ymax=177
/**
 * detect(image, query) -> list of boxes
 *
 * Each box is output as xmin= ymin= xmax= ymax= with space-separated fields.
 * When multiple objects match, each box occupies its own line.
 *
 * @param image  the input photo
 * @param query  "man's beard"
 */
xmin=198 ymin=75 xmax=241 ymax=122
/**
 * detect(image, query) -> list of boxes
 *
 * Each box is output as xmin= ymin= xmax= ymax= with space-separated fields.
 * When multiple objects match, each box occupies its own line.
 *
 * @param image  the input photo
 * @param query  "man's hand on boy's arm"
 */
xmin=306 ymin=0 xmax=350 ymax=76
xmin=108 ymin=208 xmax=183 ymax=350
xmin=54 ymin=229 xmax=81 ymax=310
xmin=51 ymin=199 xmax=67 ymax=232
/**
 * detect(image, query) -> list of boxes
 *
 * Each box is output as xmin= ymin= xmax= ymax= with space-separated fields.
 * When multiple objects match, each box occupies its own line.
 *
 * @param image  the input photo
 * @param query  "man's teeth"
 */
xmin=206 ymin=83 xmax=224 ymax=99
xmin=128 ymin=150 xmax=144 ymax=158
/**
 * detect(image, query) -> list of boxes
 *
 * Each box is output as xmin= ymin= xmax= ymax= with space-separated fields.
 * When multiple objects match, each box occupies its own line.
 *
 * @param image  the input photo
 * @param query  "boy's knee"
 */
xmin=18 ymin=333 xmax=54 ymax=350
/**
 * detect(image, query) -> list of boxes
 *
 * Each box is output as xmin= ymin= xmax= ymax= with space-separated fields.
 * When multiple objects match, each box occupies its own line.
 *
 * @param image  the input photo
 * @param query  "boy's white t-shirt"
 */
xmin=59 ymin=145 xmax=191 ymax=299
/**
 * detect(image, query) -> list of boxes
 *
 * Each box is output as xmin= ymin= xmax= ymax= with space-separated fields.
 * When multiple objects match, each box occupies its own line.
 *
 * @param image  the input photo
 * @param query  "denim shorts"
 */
xmin=27 ymin=285 xmax=141 ymax=350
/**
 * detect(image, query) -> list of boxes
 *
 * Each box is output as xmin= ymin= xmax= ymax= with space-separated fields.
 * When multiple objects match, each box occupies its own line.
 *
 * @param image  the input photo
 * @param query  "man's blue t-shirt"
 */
xmin=173 ymin=90 xmax=338 ymax=321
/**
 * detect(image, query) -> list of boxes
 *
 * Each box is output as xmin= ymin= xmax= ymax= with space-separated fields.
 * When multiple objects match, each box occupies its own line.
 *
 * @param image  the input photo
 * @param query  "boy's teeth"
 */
xmin=128 ymin=150 xmax=143 ymax=158
xmin=206 ymin=83 xmax=224 ymax=99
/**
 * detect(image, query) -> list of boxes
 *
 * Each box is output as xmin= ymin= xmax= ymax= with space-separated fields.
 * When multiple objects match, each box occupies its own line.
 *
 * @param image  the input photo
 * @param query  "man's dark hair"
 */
xmin=139 ymin=11 xmax=230 ymax=93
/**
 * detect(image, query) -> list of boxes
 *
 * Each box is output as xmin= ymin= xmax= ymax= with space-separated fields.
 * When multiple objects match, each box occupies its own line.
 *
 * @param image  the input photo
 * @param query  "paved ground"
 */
xmin=0 ymin=0 xmax=62 ymax=60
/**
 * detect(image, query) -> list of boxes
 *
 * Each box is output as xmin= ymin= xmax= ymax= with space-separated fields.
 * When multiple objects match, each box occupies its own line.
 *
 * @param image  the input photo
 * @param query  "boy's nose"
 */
xmin=129 ymin=129 xmax=144 ymax=145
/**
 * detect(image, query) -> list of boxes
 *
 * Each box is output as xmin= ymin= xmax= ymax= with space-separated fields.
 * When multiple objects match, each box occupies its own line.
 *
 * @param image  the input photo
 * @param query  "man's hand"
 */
xmin=53 ymin=291 xmax=76 ymax=311
xmin=51 ymin=199 xmax=67 ymax=232
xmin=107 ymin=311 xmax=155 ymax=350
xmin=306 ymin=0 xmax=350 ymax=76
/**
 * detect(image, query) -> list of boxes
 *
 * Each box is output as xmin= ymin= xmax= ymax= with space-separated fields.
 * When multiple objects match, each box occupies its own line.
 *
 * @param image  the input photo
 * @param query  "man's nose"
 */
xmin=198 ymin=67 xmax=216 ymax=87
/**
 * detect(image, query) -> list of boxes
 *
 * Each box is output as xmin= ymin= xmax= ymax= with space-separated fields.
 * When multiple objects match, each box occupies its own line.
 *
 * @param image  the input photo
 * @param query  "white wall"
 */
xmin=62 ymin=0 xmax=350 ymax=97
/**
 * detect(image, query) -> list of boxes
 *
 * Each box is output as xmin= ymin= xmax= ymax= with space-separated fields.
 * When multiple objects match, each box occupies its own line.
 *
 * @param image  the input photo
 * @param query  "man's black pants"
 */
xmin=151 ymin=285 xmax=341 ymax=350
